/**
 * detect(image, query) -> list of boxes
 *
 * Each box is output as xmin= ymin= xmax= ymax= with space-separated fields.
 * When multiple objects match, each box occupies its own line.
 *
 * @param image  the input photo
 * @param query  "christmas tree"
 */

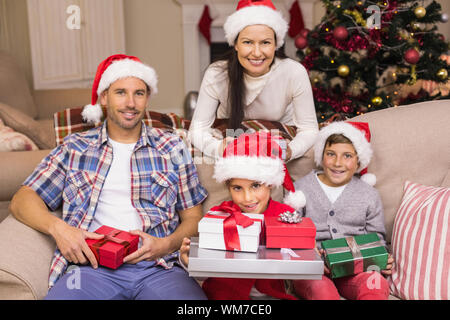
xmin=296 ymin=0 xmax=450 ymax=122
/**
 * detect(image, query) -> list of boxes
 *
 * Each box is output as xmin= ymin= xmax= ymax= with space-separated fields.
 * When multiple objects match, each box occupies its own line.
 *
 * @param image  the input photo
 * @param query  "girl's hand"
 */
xmin=315 ymin=247 xmax=331 ymax=275
xmin=381 ymin=254 xmax=394 ymax=276
xmin=179 ymin=237 xmax=191 ymax=267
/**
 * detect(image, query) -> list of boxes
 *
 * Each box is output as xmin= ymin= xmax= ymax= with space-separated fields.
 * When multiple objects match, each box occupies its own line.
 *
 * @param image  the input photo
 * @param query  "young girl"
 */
xmin=188 ymin=0 xmax=318 ymax=161
xmin=292 ymin=121 xmax=394 ymax=300
xmin=179 ymin=132 xmax=306 ymax=300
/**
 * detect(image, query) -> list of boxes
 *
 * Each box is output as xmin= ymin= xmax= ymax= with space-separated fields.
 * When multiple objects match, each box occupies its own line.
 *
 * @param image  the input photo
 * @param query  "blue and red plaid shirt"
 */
xmin=24 ymin=121 xmax=208 ymax=288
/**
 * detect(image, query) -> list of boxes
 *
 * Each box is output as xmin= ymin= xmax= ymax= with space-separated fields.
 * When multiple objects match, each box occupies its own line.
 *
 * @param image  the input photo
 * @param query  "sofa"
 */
xmin=0 ymin=99 xmax=448 ymax=299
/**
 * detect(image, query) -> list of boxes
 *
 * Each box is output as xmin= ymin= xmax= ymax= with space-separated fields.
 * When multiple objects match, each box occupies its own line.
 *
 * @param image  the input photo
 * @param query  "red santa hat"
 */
xmin=314 ymin=121 xmax=377 ymax=186
xmin=223 ymin=0 xmax=288 ymax=49
xmin=213 ymin=131 xmax=306 ymax=210
xmin=82 ymin=54 xmax=158 ymax=124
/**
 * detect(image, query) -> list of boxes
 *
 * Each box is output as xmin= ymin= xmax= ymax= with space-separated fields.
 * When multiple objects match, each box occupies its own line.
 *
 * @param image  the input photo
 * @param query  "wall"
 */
xmin=123 ymin=0 xmax=184 ymax=114
xmin=0 ymin=0 xmax=33 ymax=89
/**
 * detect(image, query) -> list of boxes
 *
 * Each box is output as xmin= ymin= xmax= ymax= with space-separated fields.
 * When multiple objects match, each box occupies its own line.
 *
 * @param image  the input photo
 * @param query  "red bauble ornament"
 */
xmin=404 ymin=48 xmax=420 ymax=64
xmin=333 ymin=26 xmax=348 ymax=41
xmin=299 ymin=28 xmax=310 ymax=39
xmin=295 ymin=36 xmax=308 ymax=49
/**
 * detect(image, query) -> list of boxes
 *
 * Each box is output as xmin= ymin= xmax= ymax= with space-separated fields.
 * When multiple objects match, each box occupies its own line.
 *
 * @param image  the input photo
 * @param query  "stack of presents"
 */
xmin=83 ymin=212 xmax=387 ymax=281
xmin=188 ymin=208 xmax=388 ymax=280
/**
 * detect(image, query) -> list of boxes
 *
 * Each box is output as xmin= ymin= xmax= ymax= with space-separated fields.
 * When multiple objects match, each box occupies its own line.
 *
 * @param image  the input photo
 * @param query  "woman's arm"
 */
xmin=188 ymin=66 xmax=225 ymax=159
xmin=288 ymin=64 xmax=319 ymax=160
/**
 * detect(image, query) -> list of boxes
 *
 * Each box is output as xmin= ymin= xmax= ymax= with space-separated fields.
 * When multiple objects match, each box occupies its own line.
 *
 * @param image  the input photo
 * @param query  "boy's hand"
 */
xmin=180 ymin=237 xmax=191 ymax=267
xmin=315 ymin=247 xmax=331 ymax=275
xmin=381 ymin=254 xmax=394 ymax=276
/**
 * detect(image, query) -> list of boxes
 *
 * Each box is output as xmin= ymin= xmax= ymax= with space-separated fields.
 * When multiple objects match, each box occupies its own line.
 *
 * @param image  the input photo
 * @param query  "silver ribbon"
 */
xmin=278 ymin=211 xmax=302 ymax=224
xmin=324 ymin=236 xmax=384 ymax=256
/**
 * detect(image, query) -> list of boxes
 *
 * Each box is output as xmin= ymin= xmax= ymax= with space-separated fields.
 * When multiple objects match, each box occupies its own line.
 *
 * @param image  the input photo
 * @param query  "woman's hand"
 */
xmin=221 ymin=137 xmax=235 ymax=154
xmin=381 ymin=254 xmax=395 ymax=276
xmin=285 ymin=146 xmax=292 ymax=161
xmin=179 ymin=237 xmax=191 ymax=267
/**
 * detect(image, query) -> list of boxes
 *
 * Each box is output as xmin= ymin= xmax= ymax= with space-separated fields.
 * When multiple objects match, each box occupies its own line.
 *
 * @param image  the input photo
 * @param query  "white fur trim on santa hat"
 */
xmin=213 ymin=156 xmax=285 ymax=186
xmin=97 ymin=58 xmax=158 ymax=97
xmin=314 ymin=122 xmax=373 ymax=173
xmin=360 ymin=172 xmax=376 ymax=186
xmin=223 ymin=6 xmax=288 ymax=49
xmin=81 ymin=104 xmax=103 ymax=124
xmin=283 ymin=190 xmax=306 ymax=210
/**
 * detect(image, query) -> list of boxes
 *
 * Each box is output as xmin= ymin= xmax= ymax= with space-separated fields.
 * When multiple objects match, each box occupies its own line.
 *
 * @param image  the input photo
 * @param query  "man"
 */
xmin=9 ymin=54 xmax=208 ymax=299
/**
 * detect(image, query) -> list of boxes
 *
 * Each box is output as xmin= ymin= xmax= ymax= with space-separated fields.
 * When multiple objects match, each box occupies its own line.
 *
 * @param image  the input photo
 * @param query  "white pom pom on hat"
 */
xmin=314 ymin=121 xmax=377 ymax=186
xmin=223 ymin=0 xmax=288 ymax=49
xmin=81 ymin=54 xmax=158 ymax=124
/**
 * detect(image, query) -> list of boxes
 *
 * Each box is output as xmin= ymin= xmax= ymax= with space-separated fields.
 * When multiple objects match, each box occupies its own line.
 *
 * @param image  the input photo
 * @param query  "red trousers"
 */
xmin=293 ymin=272 xmax=390 ymax=300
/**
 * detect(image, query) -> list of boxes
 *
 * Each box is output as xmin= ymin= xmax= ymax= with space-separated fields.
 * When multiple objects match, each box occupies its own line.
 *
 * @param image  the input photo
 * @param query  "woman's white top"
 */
xmin=189 ymin=57 xmax=319 ymax=159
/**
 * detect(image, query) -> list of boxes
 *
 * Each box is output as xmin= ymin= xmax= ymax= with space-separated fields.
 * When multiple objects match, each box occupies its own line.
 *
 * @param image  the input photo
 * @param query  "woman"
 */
xmin=189 ymin=0 xmax=319 ymax=160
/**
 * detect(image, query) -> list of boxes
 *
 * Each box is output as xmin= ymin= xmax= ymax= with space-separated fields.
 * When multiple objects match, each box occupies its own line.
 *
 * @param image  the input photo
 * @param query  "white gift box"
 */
xmin=188 ymin=237 xmax=324 ymax=280
xmin=198 ymin=212 xmax=264 ymax=253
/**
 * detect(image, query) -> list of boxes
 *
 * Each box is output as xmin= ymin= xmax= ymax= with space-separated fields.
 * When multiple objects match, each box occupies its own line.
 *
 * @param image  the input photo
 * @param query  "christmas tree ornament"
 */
xmin=436 ymin=68 xmax=448 ymax=80
xmin=299 ymin=28 xmax=310 ymax=38
xmin=371 ymin=96 xmax=382 ymax=106
xmin=411 ymin=22 xmax=421 ymax=31
xmin=295 ymin=35 xmax=308 ymax=49
xmin=404 ymin=48 xmax=420 ymax=64
xmin=414 ymin=6 xmax=426 ymax=19
xmin=337 ymin=65 xmax=350 ymax=77
xmin=441 ymin=13 xmax=449 ymax=23
xmin=333 ymin=26 xmax=348 ymax=40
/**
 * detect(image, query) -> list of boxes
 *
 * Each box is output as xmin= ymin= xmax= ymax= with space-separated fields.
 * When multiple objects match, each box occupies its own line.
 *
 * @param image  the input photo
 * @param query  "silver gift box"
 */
xmin=188 ymin=237 xmax=324 ymax=280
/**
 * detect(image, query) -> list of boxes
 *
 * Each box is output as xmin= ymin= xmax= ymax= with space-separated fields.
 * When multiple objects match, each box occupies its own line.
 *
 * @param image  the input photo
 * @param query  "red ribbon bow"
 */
xmin=91 ymin=230 xmax=130 ymax=262
xmin=208 ymin=202 xmax=255 ymax=251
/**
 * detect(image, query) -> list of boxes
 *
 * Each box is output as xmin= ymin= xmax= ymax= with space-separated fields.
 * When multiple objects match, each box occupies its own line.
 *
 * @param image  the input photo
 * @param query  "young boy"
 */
xmin=179 ymin=131 xmax=305 ymax=300
xmin=292 ymin=121 xmax=394 ymax=300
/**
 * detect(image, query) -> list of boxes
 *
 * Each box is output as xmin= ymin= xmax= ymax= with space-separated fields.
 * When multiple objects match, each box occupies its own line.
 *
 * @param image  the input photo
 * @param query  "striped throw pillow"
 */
xmin=389 ymin=181 xmax=450 ymax=300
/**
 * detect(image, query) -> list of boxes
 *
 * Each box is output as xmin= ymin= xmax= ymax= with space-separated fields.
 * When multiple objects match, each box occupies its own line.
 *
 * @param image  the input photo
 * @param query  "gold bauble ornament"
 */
xmin=371 ymin=96 xmax=383 ymax=106
xmin=436 ymin=68 xmax=448 ymax=80
xmin=337 ymin=65 xmax=350 ymax=77
xmin=414 ymin=6 xmax=426 ymax=19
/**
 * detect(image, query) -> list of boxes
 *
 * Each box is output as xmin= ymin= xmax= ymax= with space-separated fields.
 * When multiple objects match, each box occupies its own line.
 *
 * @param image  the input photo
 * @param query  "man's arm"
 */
xmin=10 ymin=186 xmax=103 ymax=267
xmin=123 ymin=204 xmax=203 ymax=264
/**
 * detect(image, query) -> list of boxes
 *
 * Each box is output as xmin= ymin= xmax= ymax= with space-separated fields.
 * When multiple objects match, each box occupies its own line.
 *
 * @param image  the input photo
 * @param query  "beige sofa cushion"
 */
xmin=0 ymin=102 xmax=54 ymax=149
xmin=0 ymin=149 xmax=50 ymax=202
xmin=0 ymin=214 xmax=56 ymax=299
xmin=351 ymin=100 xmax=450 ymax=243
xmin=0 ymin=51 xmax=37 ymax=119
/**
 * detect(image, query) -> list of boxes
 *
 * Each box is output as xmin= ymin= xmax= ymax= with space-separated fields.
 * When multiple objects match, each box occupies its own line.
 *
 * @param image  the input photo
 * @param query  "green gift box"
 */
xmin=321 ymin=233 xmax=388 ymax=279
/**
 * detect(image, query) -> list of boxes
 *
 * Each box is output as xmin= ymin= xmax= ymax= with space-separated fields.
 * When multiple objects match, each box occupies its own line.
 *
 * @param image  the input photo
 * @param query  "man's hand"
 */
xmin=122 ymin=230 xmax=171 ymax=264
xmin=50 ymin=220 xmax=104 ymax=268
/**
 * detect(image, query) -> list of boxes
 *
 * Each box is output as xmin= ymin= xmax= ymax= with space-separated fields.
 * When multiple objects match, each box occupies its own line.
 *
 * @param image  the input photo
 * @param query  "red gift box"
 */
xmin=85 ymin=225 xmax=139 ymax=269
xmin=265 ymin=217 xmax=316 ymax=249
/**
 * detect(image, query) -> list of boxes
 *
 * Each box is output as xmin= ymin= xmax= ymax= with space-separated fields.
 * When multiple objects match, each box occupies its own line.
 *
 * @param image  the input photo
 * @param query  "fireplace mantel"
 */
xmin=176 ymin=0 xmax=319 ymax=94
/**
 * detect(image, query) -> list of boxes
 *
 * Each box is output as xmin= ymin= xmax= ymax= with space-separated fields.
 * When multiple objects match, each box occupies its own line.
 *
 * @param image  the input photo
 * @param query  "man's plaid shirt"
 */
xmin=24 ymin=121 xmax=208 ymax=288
